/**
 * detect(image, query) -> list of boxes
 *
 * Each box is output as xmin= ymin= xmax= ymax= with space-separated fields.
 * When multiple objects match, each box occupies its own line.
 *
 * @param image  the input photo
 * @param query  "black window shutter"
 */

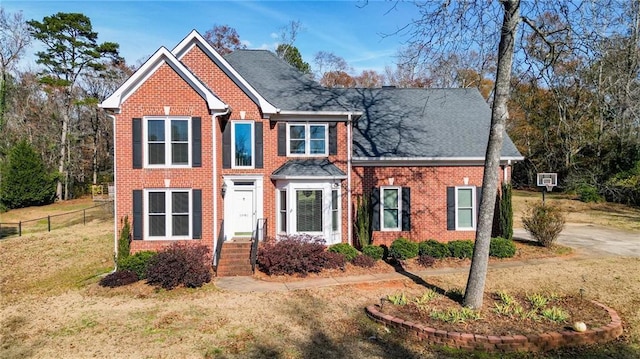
xmin=329 ymin=122 xmax=337 ymax=155
xmin=401 ymin=187 xmax=411 ymax=231
xmin=133 ymin=190 xmax=143 ymax=240
xmin=255 ymin=122 xmax=263 ymax=168
xmin=132 ymin=118 xmax=142 ymax=169
xmin=371 ymin=188 xmax=380 ymax=231
xmin=277 ymin=123 xmax=286 ymax=156
xmin=446 ymin=187 xmax=455 ymax=230
xmin=192 ymin=117 xmax=202 ymax=167
xmin=192 ymin=189 xmax=202 ymax=239
xmin=222 ymin=122 xmax=231 ymax=168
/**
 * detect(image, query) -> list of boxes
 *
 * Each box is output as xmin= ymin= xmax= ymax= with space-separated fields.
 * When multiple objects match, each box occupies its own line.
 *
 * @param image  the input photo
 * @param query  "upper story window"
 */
xmin=232 ymin=121 xmax=254 ymax=168
xmin=287 ymin=123 xmax=328 ymax=156
xmin=145 ymin=116 xmax=191 ymax=167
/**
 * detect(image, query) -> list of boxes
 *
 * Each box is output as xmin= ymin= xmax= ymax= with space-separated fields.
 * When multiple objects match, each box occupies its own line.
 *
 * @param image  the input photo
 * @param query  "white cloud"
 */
xmin=270 ymin=32 xmax=279 ymax=39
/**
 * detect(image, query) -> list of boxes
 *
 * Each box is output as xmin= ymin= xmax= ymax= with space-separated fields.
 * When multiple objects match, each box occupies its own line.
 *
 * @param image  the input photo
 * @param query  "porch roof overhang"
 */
xmin=271 ymin=159 xmax=347 ymax=180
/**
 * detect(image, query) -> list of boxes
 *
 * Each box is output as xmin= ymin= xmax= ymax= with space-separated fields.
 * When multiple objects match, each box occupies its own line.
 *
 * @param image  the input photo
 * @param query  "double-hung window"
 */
xmin=296 ymin=189 xmax=323 ymax=232
xmin=287 ymin=123 xmax=328 ymax=156
xmin=146 ymin=189 xmax=191 ymax=239
xmin=232 ymin=121 xmax=254 ymax=168
xmin=381 ymin=186 xmax=401 ymax=231
xmin=456 ymin=187 xmax=476 ymax=230
xmin=145 ymin=116 xmax=190 ymax=167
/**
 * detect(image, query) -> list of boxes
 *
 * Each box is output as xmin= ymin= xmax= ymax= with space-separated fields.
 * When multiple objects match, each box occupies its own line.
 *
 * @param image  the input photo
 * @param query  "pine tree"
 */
xmin=499 ymin=183 xmax=514 ymax=240
xmin=0 ymin=140 xmax=56 ymax=209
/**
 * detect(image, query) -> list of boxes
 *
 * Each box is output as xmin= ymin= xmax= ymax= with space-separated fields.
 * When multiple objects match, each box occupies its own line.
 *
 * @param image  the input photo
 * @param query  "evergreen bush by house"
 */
xmin=0 ymin=140 xmax=56 ymax=209
xmin=499 ymin=183 xmax=514 ymax=239
xmin=418 ymin=239 xmax=449 ymax=259
xmin=328 ymin=243 xmax=359 ymax=261
xmin=362 ymin=244 xmax=384 ymax=260
xmin=489 ymin=237 xmax=517 ymax=258
xmin=117 ymin=216 xmax=131 ymax=265
xmin=118 ymin=251 xmax=157 ymax=279
xmin=389 ymin=238 xmax=419 ymax=260
xmin=448 ymin=240 xmax=474 ymax=259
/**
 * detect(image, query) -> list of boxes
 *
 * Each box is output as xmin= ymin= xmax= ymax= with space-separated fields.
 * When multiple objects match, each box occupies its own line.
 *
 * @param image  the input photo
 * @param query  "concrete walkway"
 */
xmin=215 ymin=224 xmax=639 ymax=293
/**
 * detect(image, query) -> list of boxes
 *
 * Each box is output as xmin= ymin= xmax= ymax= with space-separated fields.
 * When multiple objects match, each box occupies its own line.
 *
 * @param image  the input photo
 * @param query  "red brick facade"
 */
xmin=109 ymin=35 xmax=512 ymax=255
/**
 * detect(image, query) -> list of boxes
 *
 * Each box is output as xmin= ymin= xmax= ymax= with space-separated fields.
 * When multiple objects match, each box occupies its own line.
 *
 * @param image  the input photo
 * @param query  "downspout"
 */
xmin=347 ymin=113 xmax=353 ymax=246
xmin=107 ymin=113 xmax=118 ymax=273
xmin=211 ymin=107 xmax=230 ymax=265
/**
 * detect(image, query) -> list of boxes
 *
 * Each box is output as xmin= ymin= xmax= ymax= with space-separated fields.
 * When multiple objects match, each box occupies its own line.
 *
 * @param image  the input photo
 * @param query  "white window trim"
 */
xmin=331 ymin=188 xmax=341 ymax=233
xmin=231 ymin=120 xmax=255 ymax=169
xmin=380 ymin=186 xmax=402 ymax=231
xmin=277 ymin=189 xmax=288 ymax=234
xmin=286 ymin=123 xmax=329 ymax=157
xmin=455 ymin=186 xmax=476 ymax=230
xmin=144 ymin=188 xmax=192 ymax=240
xmin=143 ymin=116 xmax=191 ymax=168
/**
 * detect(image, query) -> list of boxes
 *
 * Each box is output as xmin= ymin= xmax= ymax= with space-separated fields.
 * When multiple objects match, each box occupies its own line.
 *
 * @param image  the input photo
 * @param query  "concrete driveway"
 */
xmin=514 ymin=223 xmax=640 ymax=257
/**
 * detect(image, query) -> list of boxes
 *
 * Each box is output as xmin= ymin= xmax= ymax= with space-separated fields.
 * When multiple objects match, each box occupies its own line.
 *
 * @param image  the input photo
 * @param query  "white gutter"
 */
xmin=276 ymin=110 xmax=364 ymax=117
xmin=211 ymin=107 xmax=231 ymax=265
xmin=107 ymin=113 xmax=118 ymax=273
xmin=352 ymin=156 xmax=524 ymax=166
xmin=347 ymin=113 xmax=353 ymax=246
xmin=269 ymin=175 xmax=347 ymax=180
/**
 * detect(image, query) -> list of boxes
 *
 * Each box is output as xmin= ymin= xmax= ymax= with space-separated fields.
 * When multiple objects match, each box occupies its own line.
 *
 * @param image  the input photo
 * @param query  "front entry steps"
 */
xmin=216 ymin=239 xmax=253 ymax=277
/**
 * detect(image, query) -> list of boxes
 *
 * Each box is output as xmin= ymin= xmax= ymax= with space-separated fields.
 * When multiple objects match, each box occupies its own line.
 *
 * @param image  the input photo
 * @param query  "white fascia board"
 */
xmin=352 ymin=156 xmax=524 ymax=166
xmin=172 ymin=30 xmax=278 ymax=114
xmin=275 ymin=110 xmax=364 ymax=119
xmin=99 ymin=46 xmax=227 ymax=112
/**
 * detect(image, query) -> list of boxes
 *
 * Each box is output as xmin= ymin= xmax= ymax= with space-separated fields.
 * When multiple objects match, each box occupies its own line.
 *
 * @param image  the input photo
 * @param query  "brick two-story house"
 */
xmin=100 ymin=30 xmax=523 ymax=274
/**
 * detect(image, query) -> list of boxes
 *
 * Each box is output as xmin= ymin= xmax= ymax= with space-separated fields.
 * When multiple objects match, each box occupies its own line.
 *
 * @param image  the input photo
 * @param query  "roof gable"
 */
xmin=100 ymin=46 xmax=227 ymax=112
xmin=172 ymin=30 xmax=278 ymax=115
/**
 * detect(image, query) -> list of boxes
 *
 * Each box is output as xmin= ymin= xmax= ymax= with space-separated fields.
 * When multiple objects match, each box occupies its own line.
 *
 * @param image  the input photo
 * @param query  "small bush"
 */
xmin=328 ymin=243 xmax=359 ymax=261
xmin=417 ymin=254 xmax=436 ymax=267
xmin=146 ymin=243 xmax=211 ymax=290
xmin=322 ymin=251 xmax=347 ymax=270
xmin=362 ymin=244 xmax=384 ymax=260
xmin=418 ymin=239 xmax=449 ymax=259
xmin=448 ymin=240 xmax=474 ymax=259
xmin=118 ymin=251 xmax=157 ymax=279
xmin=522 ymin=203 xmax=566 ymax=247
xmin=389 ymin=238 xmax=419 ymax=260
xmin=577 ymin=184 xmax=603 ymax=203
xmin=117 ymin=216 xmax=131 ymax=263
xmin=489 ymin=237 xmax=517 ymax=258
xmin=257 ymin=234 xmax=330 ymax=276
xmin=351 ymin=254 xmax=376 ymax=268
xmin=99 ymin=270 xmax=139 ymax=288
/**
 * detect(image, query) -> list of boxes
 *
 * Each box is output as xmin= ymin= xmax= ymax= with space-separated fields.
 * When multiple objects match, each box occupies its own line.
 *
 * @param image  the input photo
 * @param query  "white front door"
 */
xmin=233 ymin=188 xmax=255 ymax=237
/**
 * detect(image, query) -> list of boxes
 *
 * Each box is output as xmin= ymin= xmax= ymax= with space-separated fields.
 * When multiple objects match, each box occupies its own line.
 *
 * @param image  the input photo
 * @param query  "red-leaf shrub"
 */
xmin=257 ymin=234 xmax=336 ymax=276
xmin=322 ymin=251 xmax=346 ymax=270
xmin=99 ymin=270 xmax=139 ymax=288
xmin=351 ymin=254 xmax=375 ymax=268
xmin=146 ymin=243 xmax=212 ymax=290
xmin=417 ymin=254 xmax=436 ymax=267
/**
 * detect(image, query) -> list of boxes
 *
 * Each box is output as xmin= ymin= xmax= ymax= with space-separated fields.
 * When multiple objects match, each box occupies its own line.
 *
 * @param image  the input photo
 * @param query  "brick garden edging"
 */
xmin=365 ymin=301 xmax=623 ymax=352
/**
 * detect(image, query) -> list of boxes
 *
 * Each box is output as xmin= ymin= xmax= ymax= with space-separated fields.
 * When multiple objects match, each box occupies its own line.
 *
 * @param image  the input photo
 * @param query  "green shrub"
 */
xmin=389 ymin=238 xmax=419 ymax=260
xmin=146 ymin=243 xmax=211 ymax=289
xmin=355 ymin=195 xmax=371 ymax=248
xmin=328 ymin=243 xmax=359 ymax=261
xmin=577 ymin=184 xmax=602 ymax=203
xmin=117 ymin=216 xmax=131 ymax=263
xmin=499 ymin=183 xmax=514 ymax=239
xmin=362 ymin=244 xmax=384 ymax=260
xmin=118 ymin=251 xmax=157 ymax=279
xmin=522 ymin=203 xmax=565 ymax=247
xmin=448 ymin=240 xmax=474 ymax=259
xmin=418 ymin=239 xmax=449 ymax=259
xmin=0 ymin=140 xmax=56 ymax=209
xmin=489 ymin=237 xmax=516 ymax=258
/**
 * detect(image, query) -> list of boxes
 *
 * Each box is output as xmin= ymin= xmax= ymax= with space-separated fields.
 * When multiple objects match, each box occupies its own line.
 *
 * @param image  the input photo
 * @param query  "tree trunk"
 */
xmin=56 ymin=110 xmax=69 ymax=201
xmin=463 ymin=0 xmax=520 ymax=310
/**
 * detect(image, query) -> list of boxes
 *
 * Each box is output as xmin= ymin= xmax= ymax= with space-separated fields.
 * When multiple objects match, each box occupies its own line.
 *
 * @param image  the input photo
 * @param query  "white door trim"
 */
xmin=223 ymin=175 xmax=264 ymax=241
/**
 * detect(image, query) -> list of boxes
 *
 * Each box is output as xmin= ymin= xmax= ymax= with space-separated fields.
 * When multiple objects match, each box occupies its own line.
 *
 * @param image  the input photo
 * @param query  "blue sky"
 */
xmin=5 ymin=0 xmax=419 ymax=74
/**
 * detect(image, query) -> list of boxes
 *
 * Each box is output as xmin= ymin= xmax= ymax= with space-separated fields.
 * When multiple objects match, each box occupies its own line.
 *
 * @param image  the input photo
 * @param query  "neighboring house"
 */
xmin=100 ymin=30 xmax=523 ymax=267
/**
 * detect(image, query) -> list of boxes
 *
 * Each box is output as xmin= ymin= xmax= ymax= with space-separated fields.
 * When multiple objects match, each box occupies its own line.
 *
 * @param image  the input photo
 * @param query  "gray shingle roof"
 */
xmin=224 ymin=50 xmax=349 ymax=112
xmin=224 ymin=50 xmax=522 ymax=160
xmin=271 ymin=159 xmax=347 ymax=179
xmin=347 ymin=88 xmax=522 ymax=159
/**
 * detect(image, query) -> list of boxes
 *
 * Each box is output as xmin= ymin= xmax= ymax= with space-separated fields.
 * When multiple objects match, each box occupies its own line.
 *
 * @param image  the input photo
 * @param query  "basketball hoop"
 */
xmin=542 ymin=177 xmax=554 ymax=192
xmin=537 ymin=173 xmax=558 ymax=203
